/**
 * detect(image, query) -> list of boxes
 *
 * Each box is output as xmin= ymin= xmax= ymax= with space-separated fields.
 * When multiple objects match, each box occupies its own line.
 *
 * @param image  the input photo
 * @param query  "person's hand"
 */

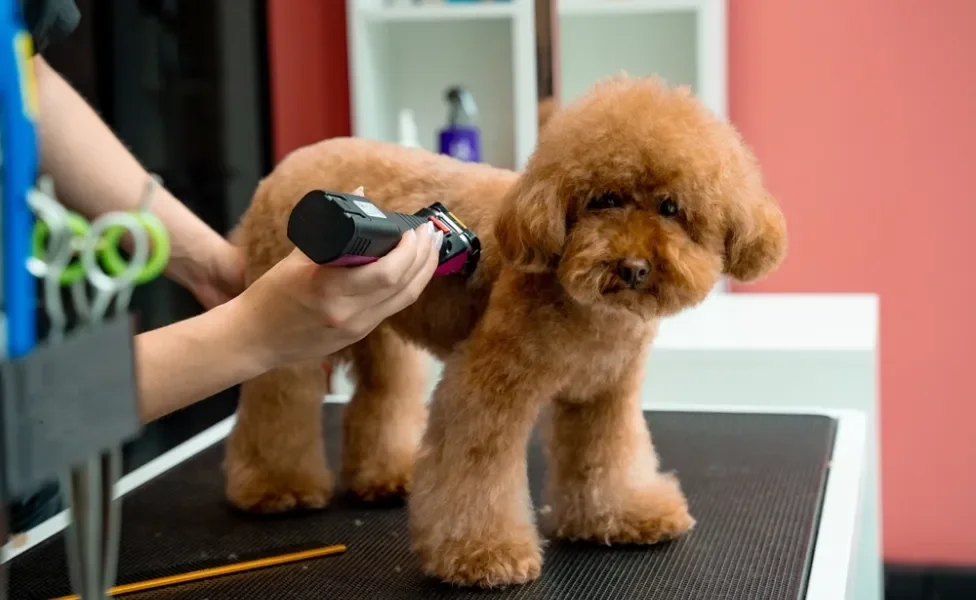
xmin=186 ymin=239 xmax=246 ymax=310
xmin=234 ymin=219 xmax=443 ymax=370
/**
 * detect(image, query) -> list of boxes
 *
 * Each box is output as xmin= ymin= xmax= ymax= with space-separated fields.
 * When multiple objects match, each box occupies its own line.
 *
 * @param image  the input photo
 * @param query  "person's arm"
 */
xmin=32 ymin=55 xmax=243 ymax=307
xmin=134 ymin=298 xmax=267 ymax=422
xmin=135 ymin=222 xmax=442 ymax=423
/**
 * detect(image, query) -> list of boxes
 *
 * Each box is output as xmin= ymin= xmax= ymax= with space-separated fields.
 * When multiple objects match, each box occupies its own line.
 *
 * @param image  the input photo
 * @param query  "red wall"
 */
xmin=729 ymin=0 xmax=976 ymax=565
xmin=266 ymin=0 xmax=976 ymax=566
xmin=266 ymin=0 xmax=351 ymax=162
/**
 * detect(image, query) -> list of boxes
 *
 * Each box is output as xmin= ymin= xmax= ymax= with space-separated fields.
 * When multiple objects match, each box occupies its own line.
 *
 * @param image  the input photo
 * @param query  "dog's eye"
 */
xmin=587 ymin=193 xmax=623 ymax=211
xmin=658 ymin=196 xmax=679 ymax=218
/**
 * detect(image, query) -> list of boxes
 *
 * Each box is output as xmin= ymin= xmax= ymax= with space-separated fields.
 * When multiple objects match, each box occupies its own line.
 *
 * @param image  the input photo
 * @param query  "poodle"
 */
xmin=224 ymin=74 xmax=787 ymax=588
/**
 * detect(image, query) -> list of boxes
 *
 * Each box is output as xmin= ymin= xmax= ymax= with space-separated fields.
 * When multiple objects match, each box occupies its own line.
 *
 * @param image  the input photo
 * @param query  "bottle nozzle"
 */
xmin=446 ymin=86 xmax=478 ymax=127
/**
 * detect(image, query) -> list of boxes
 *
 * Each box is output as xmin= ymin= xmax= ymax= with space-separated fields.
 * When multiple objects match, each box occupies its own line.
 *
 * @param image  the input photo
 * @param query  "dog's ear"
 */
xmin=723 ymin=192 xmax=787 ymax=282
xmin=494 ymin=177 xmax=566 ymax=272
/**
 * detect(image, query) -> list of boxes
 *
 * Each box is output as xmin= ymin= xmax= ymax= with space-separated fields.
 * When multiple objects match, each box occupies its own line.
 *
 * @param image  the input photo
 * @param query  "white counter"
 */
xmin=653 ymin=292 xmax=877 ymax=351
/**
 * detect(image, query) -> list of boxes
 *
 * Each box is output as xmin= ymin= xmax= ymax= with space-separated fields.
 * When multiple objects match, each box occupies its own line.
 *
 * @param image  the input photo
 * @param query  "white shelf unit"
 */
xmin=554 ymin=0 xmax=727 ymax=292
xmin=346 ymin=0 xmax=539 ymax=170
xmin=555 ymin=0 xmax=727 ymax=120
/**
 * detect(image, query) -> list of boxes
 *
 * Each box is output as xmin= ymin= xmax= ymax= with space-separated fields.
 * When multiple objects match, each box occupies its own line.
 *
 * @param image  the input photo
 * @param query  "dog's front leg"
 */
xmin=407 ymin=326 xmax=549 ymax=588
xmin=543 ymin=349 xmax=695 ymax=545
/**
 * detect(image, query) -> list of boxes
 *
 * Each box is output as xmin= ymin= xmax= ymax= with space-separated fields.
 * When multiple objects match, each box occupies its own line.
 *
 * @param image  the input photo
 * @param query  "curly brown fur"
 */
xmin=224 ymin=74 xmax=787 ymax=587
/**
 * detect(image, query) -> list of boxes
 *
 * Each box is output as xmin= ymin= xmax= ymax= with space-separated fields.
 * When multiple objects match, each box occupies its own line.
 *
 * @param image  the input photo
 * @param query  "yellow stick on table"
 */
xmin=51 ymin=544 xmax=347 ymax=599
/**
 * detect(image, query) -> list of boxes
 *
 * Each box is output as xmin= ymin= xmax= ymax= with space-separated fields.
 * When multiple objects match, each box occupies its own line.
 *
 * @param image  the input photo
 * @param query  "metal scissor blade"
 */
xmin=62 ymin=468 xmax=84 ymax=595
xmin=99 ymin=448 xmax=122 ymax=592
xmin=63 ymin=458 xmax=110 ymax=599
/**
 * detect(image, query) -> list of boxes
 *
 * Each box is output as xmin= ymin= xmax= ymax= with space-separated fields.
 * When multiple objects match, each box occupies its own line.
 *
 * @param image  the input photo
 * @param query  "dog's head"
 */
xmin=494 ymin=75 xmax=787 ymax=318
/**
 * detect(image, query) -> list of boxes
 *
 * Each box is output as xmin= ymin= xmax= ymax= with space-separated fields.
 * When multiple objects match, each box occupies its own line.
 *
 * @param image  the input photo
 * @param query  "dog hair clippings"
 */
xmin=287 ymin=189 xmax=481 ymax=277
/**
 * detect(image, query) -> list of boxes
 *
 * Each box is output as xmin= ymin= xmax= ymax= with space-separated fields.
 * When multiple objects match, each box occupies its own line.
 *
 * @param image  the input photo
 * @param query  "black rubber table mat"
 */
xmin=8 ymin=406 xmax=836 ymax=600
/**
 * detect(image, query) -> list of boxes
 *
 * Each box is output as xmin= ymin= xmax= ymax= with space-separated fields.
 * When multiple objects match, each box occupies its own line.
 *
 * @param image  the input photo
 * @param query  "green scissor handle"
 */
xmin=99 ymin=211 xmax=170 ymax=285
xmin=32 ymin=210 xmax=90 ymax=285
xmin=32 ymin=210 xmax=170 ymax=286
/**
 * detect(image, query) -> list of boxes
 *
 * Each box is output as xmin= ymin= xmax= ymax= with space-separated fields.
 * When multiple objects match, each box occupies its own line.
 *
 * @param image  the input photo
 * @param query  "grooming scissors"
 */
xmin=28 ymin=177 xmax=169 ymax=599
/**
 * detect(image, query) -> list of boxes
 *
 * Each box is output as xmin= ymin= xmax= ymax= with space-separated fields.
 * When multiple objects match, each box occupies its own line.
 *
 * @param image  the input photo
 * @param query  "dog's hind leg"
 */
xmin=224 ymin=361 xmax=334 ymax=513
xmin=542 ymin=347 xmax=695 ymax=545
xmin=341 ymin=325 xmax=429 ymax=502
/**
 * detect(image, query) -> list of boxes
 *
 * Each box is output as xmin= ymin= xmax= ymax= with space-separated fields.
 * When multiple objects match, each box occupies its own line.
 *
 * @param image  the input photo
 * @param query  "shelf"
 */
xmin=558 ymin=8 xmax=699 ymax=102
xmin=349 ymin=0 xmax=537 ymax=169
xmin=351 ymin=18 xmax=518 ymax=168
xmin=559 ymin=0 xmax=704 ymax=17
xmin=349 ymin=0 xmax=537 ymax=170
xmin=555 ymin=0 xmax=726 ymax=123
xmin=361 ymin=2 xmax=517 ymax=23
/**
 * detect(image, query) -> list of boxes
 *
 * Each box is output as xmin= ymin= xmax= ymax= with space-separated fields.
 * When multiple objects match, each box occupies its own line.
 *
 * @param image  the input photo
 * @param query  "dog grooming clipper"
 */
xmin=287 ymin=190 xmax=481 ymax=277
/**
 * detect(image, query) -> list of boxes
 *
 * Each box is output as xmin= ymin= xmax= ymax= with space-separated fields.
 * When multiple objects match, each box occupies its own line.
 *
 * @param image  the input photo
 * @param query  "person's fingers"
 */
xmin=348 ymin=231 xmax=441 ymax=329
xmin=348 ymin=256 xmax=436 ymax=331
xmin=329 ymin=222 xmax=434 ymax=297
xmin=330 ymin=222 xmax=439 ymax=331
xmin=310 ymin=229 xmax=416 ymax=298
xmin=394 ymin=225 xmax=439 ymax=290
xmin=332 ymin=220 xmax=437 ymax=315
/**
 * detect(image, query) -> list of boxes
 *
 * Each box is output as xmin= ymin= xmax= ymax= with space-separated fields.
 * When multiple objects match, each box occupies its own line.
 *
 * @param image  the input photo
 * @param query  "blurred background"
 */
xmin=39 ymin=0 xmax=974 ymax=598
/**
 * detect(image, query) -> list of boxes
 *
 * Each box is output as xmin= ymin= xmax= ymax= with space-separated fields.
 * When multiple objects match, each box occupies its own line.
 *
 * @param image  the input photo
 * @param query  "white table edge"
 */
xmin=3 ymin=400 xmax=868 ymax=600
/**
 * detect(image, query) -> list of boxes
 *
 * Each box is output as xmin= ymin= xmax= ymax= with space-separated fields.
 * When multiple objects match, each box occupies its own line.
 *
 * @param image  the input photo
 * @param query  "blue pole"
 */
xmin=0 ymin=0 xmax=39 ymax=358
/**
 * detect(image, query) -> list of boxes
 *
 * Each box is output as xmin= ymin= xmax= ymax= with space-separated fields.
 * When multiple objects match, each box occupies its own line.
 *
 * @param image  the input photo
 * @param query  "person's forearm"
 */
xmin=134 ymin=298 xmax=269 ymax=423
xmin=32 ymin=55 xmax=227 ymax=292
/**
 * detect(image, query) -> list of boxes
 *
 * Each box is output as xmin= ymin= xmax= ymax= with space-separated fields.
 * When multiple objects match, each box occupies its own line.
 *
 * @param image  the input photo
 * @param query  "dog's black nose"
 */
xmin=617 ymin=258 xmax=650 ymax=288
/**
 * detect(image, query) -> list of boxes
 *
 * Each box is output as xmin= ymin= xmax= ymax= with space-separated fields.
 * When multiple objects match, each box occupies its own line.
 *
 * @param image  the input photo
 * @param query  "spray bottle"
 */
xmin=437 ymin=86 xmax=481 ymax=163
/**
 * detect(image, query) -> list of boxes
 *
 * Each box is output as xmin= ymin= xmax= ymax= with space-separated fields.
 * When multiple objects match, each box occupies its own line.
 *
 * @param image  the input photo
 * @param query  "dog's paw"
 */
xmin=240 ymin=487 xmax=334 ymax=514
xmin=415 ymin=535 xmax=543 ymax=588
xmin=343 ymin=457 xmax=413 ymax=502
xmin=558 ymin=502 xmax=694 ymax=545
xmin=225 ymin=460 xmax=335 ymax=514
xmin=342 ymin=434 xmax=419 ymax=502
xmin=549 ymin=473 xmax=694 ymax=545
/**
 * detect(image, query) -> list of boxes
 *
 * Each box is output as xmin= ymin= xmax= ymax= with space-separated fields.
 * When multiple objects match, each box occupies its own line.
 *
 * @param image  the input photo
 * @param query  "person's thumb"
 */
xmin=282 ymin=247 xmax=342 ymax=297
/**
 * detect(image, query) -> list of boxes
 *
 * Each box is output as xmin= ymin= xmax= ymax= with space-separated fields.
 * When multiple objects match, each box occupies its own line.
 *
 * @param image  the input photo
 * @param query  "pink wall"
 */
xmin=728 ymin=0 xmax=976 ymax=564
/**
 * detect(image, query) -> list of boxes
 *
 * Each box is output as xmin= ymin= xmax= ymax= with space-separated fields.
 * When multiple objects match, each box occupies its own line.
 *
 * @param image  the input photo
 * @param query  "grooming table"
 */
xmin=4 ymin=401 xmax=866 ymax=600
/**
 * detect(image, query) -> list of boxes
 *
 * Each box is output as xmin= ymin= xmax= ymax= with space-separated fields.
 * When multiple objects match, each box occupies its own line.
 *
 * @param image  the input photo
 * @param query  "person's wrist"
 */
xmin=115 ymin=218 xmax=219 ymax=291
xmin=218 ymin=292 xmax=278 ymax=378
xmin=147 ymin=187 xmax=236 ymax=294
xmin=170 ymin=231 xmax=233 ymax=293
